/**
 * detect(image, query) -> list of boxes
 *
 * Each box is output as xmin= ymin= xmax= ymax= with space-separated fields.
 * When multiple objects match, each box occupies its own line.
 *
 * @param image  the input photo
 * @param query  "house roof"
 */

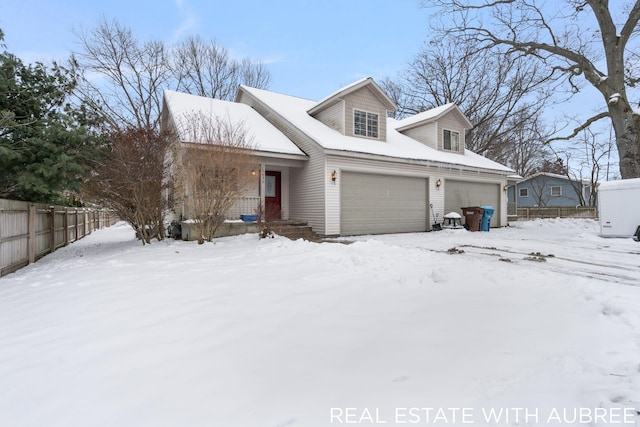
xmin=239 ymin=85 xmax=515 ymax=174
xmin=519 ymin=172 xmax=590 ymax=184
xmin=394 ymin=103 xmax=473 ymax=130
xmin=306 ymin=77 xmax=396 ymax=115
xmin=162 ymin=90 xmax=307 ymax=158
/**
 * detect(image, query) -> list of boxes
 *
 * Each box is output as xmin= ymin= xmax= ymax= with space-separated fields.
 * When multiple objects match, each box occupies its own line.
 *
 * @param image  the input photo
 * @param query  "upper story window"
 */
xmin=443 ymin=129 xmax=460 ymax=151
xmin=550 ymin=186 xmax=562 ymax=196
xmin=354 ymin=109 xmax=378 ymax=138
xmin=519 ymin=188 xmax=529 ymax=197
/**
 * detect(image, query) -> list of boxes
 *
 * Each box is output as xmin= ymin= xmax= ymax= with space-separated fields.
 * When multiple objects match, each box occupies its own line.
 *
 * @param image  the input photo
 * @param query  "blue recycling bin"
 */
xmin=480 ymin=206 xmax=494 ymax=231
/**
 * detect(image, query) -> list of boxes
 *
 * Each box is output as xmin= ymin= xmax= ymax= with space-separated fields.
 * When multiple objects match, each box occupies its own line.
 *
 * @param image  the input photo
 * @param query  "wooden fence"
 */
xmin=514 ymin=206 xmax=598 ymax=221
xmin=0 ymin=199 xmax=118 ymax=277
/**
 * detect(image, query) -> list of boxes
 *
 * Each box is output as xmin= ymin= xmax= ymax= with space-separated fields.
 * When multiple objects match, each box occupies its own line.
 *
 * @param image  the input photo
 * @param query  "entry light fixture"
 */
xmin=503 ymin=185 xmax=509 ymax=192
xmin=435 ymin=179 xmax=442 ymax=189
xmin=330 ymin=170 xmax=337 ymax=184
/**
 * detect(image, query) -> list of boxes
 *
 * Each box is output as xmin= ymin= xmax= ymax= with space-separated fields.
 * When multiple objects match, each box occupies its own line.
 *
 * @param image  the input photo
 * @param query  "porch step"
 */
xmin=263 ymin=221 xmax=318 ymax=241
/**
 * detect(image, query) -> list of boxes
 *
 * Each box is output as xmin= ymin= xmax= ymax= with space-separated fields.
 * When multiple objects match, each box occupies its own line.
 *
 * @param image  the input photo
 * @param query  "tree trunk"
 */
xmin=611 ymin=106 xmax=640 ymax=179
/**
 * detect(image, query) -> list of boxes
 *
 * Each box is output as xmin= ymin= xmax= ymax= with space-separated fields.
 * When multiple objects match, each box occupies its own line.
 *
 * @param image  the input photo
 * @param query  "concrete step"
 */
xmin=262 ymin=222 xmax=317 ymax=241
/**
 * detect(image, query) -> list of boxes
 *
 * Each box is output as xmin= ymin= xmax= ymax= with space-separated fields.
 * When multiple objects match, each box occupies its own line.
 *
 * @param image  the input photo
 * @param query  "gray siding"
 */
xmin=401 ymin=122 xmax=438 ymax=149
xmin=238 ymin=90 xmax=328 ymax=234
xmin=314 ymin=100 xmax=345 ymax=134
xmin=343 ymin=86 xmax=388 ymax=141
xmin=436 ymin=111 xmax=466 ymax=153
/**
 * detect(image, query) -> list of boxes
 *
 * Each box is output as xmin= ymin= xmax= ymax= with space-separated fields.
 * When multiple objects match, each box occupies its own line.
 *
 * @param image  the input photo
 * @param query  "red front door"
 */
xmin=265 ymin=171 xmax=281 ymax=220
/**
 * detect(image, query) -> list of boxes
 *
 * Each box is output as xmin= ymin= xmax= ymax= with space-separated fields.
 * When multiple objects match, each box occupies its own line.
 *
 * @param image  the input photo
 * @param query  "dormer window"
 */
xmin=443 ymin=129 xmax=460 ymax=152
xmin=354 ymin=109 xmax=378 ymax=138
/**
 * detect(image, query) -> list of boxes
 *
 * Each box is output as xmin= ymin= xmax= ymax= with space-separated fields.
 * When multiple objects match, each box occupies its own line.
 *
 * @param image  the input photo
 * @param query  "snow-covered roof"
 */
xmin=394 ymin=103 xmax=472 ymax=130
xmin=163 ymin=90 xmax=306 ymax=157
xmin=598 ymin=177 xmax=640 ymax=190
xmin=239 ymin=86 xmax=514 ymax=174
xmin=520 ymin=172 xmax=590 ymax=184
xmin=307 ymin=77 xmax=395 ymax=115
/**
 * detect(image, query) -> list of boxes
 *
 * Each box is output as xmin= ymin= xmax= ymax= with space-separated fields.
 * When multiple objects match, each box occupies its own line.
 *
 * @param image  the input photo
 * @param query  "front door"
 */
xmin=265 ymin=171 xmax=281 ymax=220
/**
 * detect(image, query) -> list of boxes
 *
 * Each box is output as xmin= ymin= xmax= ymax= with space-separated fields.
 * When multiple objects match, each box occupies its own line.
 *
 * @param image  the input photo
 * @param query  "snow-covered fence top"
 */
xmin=0 ymin=199 xmax=118 ymax=277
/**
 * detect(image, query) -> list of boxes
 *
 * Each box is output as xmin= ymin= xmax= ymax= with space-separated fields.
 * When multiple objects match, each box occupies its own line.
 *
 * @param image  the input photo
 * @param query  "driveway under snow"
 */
xmin=1 ymin=219 xmax=639 ymax=426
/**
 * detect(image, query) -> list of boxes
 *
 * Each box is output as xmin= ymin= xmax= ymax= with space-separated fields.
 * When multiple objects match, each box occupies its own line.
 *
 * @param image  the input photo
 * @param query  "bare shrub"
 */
xmin=175 ymin=113 xmax=258 ymax=242
xmin=84 ymin=127 xmax=172 ymax=244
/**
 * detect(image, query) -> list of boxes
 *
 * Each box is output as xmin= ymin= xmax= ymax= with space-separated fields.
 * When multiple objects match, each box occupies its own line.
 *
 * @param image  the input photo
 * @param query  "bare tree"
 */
xmin=84 ymin=127 xmax=173 ymax=244
xmin=73 ymin=22 xmax=271 ymax=133
xmin=172 ymin=35 xmax=271 ymax=101
xmin=555 ymin=128 xmax=615 ymax=206
xmin=381 ymin=36 xmax=556 ymax=161
xmin=174 ymin=113 xmax=258 ymax=242
xmin=426 ymin=0 xmax=640 ymax=179
xmin=498 ymin=110 xmax=555 ymax=177
xmin=73 ymin=18 xmax=172 ymax=131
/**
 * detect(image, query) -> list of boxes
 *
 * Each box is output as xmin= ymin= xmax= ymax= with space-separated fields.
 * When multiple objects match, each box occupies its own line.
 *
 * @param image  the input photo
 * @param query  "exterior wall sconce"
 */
xmin=330 ymin=170 xmax=337 ymax=184
xmin=251 ymin=169 xmax=257 ymax=176
xmin=503 ymin=185 xmax=509 ymax=192
xmin=435 ymin=179 xmax=442 ymax=189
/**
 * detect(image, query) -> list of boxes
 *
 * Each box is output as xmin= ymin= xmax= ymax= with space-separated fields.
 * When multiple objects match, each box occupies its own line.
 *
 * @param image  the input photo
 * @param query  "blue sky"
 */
xmin=0 ymin=0 xmax=431 ymax=101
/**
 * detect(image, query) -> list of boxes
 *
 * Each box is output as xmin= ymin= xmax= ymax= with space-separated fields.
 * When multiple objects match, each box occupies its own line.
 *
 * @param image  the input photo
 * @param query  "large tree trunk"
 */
xmin=612 ymin=108 xmax=640 ymax=179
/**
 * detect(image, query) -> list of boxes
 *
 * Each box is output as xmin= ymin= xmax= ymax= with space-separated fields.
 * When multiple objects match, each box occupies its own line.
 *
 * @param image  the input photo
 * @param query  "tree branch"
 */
xmin=545 ymin=111 xmax=610 ymax=144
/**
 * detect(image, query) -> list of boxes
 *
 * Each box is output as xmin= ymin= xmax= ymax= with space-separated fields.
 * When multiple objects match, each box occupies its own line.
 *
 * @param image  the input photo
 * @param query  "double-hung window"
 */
xmin=354 ymin=110 xmax=378 ymax=138
xmin=443 ymin=129 xmax=460 ymax=152
xmin=519 ymin=188 xmax=529 ymax=198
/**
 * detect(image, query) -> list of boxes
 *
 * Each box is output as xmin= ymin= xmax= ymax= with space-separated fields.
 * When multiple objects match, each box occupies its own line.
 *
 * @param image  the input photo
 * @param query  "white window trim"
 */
xmin=353 ymin=109 xmax=379 ymax=139
xmin=550 ymin=186 xmax=562 ymax=196
xmin=519 ymin=188 xmax=529 ymax=198
xmin=443 ymin=129 xmax=461 ymax=152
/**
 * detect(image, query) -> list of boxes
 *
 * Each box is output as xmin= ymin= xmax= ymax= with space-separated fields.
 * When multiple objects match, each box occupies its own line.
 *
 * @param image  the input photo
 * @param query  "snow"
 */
xmin=608 ymin=93 xmax=622 ymax=105
xmin=2 ymin=219 xmax=640 ymax=426
xmin=240 ymin=85 xmax=515 ymax=174
xmin=599 ymin=177 xmax=640 ymax=191
xmin=163 ymin=90 xmax=307 ymax=157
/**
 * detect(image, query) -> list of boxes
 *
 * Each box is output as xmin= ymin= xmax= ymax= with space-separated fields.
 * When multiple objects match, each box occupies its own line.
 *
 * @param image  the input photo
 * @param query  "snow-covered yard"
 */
xmin=1 ymin=219 xmax=639 ymax=427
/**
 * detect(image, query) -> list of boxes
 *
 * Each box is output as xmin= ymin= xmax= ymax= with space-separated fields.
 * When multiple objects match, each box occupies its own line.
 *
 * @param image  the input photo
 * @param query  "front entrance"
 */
xmin=265 ymin=171 xmax=281 ymax=220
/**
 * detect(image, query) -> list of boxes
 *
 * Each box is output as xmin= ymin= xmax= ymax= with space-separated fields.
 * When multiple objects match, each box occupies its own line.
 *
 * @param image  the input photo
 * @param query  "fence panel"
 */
xmin=0 ymin=199 xmax=117 ymax=277
xmin=515 ymin=206 xmax=597 ymax=221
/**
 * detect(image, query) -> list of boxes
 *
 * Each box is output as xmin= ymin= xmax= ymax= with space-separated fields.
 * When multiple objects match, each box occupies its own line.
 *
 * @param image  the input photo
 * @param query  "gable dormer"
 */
xmin=394 ymin=103 xmax=472 ymax=154
xmin=307 ymin=77 xmax=396 ymax=141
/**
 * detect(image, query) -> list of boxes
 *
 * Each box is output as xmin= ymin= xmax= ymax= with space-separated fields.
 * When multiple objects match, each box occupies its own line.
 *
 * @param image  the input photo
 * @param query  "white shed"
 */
xmin=598 ymin=178 xmax=640 ymax=237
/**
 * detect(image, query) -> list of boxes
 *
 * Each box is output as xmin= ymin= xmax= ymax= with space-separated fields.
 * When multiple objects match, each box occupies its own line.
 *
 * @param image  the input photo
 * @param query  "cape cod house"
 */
xmin=162 ymin=77 xmax=516 ymax=236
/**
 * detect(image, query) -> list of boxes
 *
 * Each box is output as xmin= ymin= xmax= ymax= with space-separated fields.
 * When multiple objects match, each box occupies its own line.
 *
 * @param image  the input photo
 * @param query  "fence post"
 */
xmin=49 ymin=206 xmax=56 ymax=254
xmin=28 ymin=205 xmax=35 ymax=264
xmin=63 ymin=208 xmax=69 ymax=246
xmin=74 ymin=209 xmax=79 ymax=242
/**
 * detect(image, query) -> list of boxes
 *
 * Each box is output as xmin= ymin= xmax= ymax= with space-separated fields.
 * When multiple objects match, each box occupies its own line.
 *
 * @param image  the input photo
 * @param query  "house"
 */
xmin=162 ymin=77 xmax=516 ymax=237
xmin=508 ymin=172 xmax=593 ymax=208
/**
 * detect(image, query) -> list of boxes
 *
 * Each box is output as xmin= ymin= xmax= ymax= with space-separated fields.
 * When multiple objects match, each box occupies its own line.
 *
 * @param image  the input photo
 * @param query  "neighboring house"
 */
xmin=162 ymin=77 xmax=516 ymax=236
xmin=509 ymin=172 xmax=593 ymax=208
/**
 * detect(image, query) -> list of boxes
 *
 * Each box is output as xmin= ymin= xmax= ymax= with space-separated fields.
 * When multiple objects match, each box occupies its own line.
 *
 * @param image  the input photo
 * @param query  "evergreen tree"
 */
xmin=0 ymin=29 xmax=103 ymax=204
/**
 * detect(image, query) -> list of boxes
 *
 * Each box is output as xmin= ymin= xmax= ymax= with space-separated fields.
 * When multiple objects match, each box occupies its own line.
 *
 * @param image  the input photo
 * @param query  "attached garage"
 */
xmin=340 ymin=172 xmax=428 ymax=235
xmin=444 ymin=180 xmax=501 ymax=227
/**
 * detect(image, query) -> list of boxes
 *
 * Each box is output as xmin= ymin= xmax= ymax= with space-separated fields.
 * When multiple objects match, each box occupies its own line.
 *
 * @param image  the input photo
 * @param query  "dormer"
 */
xmin=395 ymin=103 xmax=472 ymax=154
xmin=307 ymin=77 xmax=396 ymax=142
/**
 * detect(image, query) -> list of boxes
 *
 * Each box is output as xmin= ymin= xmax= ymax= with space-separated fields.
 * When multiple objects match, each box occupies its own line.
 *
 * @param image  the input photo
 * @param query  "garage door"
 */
xmin=445 ymin=180 xmax=500 ymax=227
xmin=341 ymin=172 xmax=428 ymax=235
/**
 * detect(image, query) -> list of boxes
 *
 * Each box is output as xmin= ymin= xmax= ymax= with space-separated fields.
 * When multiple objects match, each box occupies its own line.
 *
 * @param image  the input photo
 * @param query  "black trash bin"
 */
xmin=461 ymin=207 xmax=484 ymax=232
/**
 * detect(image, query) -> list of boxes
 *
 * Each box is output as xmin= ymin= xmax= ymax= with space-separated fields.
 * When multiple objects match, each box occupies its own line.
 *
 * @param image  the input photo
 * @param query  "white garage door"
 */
xmin=341 ymin=172 xmax=428 ymax=235
xmin=444 ymin=180 xmax=500 ymax=227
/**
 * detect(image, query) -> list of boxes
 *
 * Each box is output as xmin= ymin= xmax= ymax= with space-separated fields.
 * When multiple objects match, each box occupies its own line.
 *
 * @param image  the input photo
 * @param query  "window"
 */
xmin=551 ymin=186 xmax=562 ymax=196
xmin=354 ymin=110 xmax=378 ymax=138
xmin=443 ymin=130 xmax=460 ymax=151
xmin=519 ymin=188 xmax=529 ymax=198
